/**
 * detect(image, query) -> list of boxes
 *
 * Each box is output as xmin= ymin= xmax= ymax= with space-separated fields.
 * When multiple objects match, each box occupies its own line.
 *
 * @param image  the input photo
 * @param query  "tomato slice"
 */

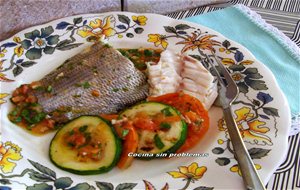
xmin=100 ymin=114 xmax=139 ymax=169
xmin=117 ymin=122 xmax=139 ymax=169
xmin=148 ymin=92 xmax=209 ymax=152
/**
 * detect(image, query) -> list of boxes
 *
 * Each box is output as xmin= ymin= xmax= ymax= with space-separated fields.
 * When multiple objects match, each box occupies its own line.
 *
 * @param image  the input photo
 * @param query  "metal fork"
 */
xmin=206 ymin=53 xmax=266 ymax=190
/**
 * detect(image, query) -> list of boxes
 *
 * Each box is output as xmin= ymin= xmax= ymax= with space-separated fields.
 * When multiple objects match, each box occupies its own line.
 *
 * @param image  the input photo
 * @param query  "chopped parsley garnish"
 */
xmin=14 ymin=117 xmax=22 ymax=123
xmin=46 ymin=85 xmax=53 ymax=93
xmin=104 ymin=43 xmax=111 ymax=48
xmin=67 ymin=142 xmax=75 ymax=147
xmin=10 ymin=110 xmax=18 ymax=116
xmin=122 ymin=129 xmax=129 ymax=137
xmin=82 ymin=82 xmax=91 ymax=89
xmin=160 ymin=122 xmax=171 ymax=130
xmin=75 ymin=82 xmax=91 ymax=89
xmin=79 ymin=125 xmax=88 ymax=132
xmin=144 ymin=49 xmax=153 ymax=56
xmin=154 ymin=134 xmax=165 ymax=149
xmin=21 ymin=109 xmax=46 ymax=124
xmin=118 ymin=49 xmax=126 ymax=55
xmin=35 ymin=86 xmax=45 ymax=91
xmin=161 ymin=107 xmax=173 ymax=117
xmin=68 ymin=130 xmax=75 ymax=136
xmin=30 ymin=103 xmax=39 ymax=107
xmin=112 ymin=88 xmax=119 ymax=92
xmin=84 ymin=132 xmax=92 ymax=143
xmin=21 ymin=109 xmax=30 ymax=117
xmin=128 ymin=49 xmax=138 ymax=53
xmin=119 ymin=50 xmax=129 ymax=58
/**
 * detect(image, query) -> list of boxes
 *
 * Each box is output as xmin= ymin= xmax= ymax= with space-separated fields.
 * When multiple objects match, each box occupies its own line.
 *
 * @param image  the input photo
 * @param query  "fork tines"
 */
xmin=205 ymin=52 xmax=239 ymax=104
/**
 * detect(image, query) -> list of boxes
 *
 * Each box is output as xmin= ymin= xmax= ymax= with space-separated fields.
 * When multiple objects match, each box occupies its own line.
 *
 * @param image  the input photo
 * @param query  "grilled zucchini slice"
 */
xmin=49 ymin=115 xmax=121 ymax=175
xmin=120 ymin=102 xmax=187 ymax=157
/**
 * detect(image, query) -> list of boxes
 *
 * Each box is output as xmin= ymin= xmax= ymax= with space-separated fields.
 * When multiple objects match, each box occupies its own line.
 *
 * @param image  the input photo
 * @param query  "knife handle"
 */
xmin=223 ymin=107 xmax=266 ymax=190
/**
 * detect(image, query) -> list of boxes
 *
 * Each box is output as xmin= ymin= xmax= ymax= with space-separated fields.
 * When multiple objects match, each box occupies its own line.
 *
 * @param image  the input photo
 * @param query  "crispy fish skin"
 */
xmin=33 ymin=42 xmax=149 ymax=121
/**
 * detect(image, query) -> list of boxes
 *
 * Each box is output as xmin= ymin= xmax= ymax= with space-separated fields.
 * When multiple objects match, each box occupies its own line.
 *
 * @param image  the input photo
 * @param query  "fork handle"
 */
xmin=223 ymin=107 xmax=266 ymax=190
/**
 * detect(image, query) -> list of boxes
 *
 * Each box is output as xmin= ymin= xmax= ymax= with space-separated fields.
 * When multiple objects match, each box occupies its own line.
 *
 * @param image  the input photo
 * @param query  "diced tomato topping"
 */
xmin=25 ymin=95 xmax=37 ymax=103
xmin=132 ymin=112 xmax=158 ymax=131
xmin=12 ymin=89 xmax=20 ymax=96
xmin=152 ymin=113 xmax=180 ymax=125
xmin=79 ymin=145 xmax=100 ymax=155
xmin=74 ymin=135 xmax=86 ymax=148
xmin=77 ymin=144 xmax=102 ymax=162
xmin=44 ymin=119 xmax=55 ymax=129
xmin=31 ymin=125 xmax=49 ymax=134
xmin=11 ymin=95 xmax=25 ymax=103
xmin=20 ymin=85 xmax=29 ymax=94
xmin=66 ymin=131 xmax=86 ymax=148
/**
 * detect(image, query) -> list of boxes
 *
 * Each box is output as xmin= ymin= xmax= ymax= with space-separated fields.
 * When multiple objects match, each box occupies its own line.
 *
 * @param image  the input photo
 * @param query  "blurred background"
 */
xmin=0 ymin=0 xmax=228 ymax=41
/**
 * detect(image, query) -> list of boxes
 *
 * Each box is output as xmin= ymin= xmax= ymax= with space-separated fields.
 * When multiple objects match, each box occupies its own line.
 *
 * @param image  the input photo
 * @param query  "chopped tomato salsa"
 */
xmin=118 ymin=48 xmax=162 ymax=71
xmin=65 ymin=125 xmax=102 ymax=162
xmin=131 ymin=111 xmax=181 ymax=131
xmin=8 ymin=83 xmax=56 ymax=135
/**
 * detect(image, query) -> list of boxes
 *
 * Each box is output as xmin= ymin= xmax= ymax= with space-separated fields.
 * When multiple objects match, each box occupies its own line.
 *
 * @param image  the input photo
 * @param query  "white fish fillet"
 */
xmin=146 ymin=54 xmax=181 ymax=96
xmin=147 ymin=50 xmax=218 ymax=110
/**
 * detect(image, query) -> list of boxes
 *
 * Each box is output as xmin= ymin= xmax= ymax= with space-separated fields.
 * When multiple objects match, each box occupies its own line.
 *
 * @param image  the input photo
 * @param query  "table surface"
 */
xmin=165 ymin=0 xmax=300 ymax=189
xmin=1 ymin=0 xmax=299 ymax=189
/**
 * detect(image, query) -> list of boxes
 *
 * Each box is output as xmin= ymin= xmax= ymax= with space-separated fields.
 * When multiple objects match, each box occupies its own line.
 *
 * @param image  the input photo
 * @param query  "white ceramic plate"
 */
xmin=0 ymin=12 xmax=290 ymax=190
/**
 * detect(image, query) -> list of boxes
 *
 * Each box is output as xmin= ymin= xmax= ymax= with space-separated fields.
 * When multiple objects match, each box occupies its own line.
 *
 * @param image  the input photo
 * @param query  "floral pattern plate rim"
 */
xmin=0 ymin=12 xmax=291 ymax=190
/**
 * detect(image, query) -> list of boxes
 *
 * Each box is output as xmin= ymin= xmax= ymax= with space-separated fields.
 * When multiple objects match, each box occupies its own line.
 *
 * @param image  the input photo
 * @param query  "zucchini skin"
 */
xmin=163 ymin=119 xmax=187 ymax=155
xmin=49 ymin=115 xmax=122 ymax=175
xmin=118 ymin=101 xmax=181 ymax=117
xmin=119 ymin=102 xmax=187 ymax=159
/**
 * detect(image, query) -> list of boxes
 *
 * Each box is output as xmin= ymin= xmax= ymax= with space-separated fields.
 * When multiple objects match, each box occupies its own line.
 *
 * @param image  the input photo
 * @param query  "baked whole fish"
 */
xmin=32 ymin=42 xmax=149 ymax=122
